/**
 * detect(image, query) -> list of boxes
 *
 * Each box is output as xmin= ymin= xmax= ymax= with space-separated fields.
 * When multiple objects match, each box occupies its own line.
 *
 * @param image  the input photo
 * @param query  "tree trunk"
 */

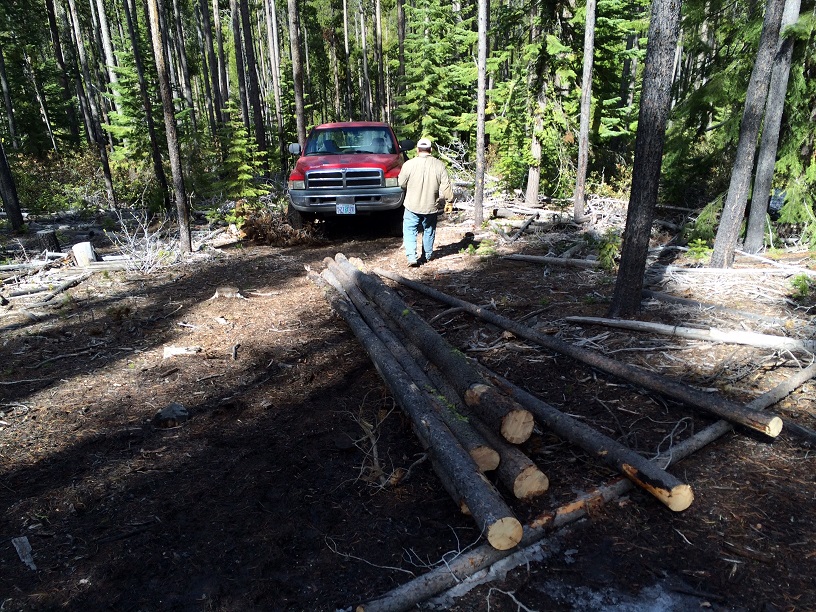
xmin=358 ymin=4 xmax=372 ymax=120
xmin=171 ymin=0 xmax=198 ymax=133
xmin=239 ymin=0 xmax=267 ymax=158
xmin=375 ymin=0 xmax=385 ymax=120
xmin=22 ymin=50 xmax=58 ymax=154
xmin=743 ymin=0 xmax=802 ymax=253
xmin=45 ymin=0 xmax=80 ymax=145
xmin=199 ymin=0 xmax=223 ymax=123
xmin=396 ymin=0 xmax=405 ymax=99
xmin=287 ymin=0 xmax=307 ymax=148
xmin=213 ymin=0 xmax=230 ymax=104
xmin=573 ymin=0 xmax=596 ymax=223
xmin=335 ymin=255 xmax=533 ymax=445
xmin=474 ymin=0 xmax=487 ymax=229
xmin=229 ymin=0 xmax=250 ymax=132
xmin=312 ymin=271 xmax=523 ymax=551
xmin=0 ymin=46 xmax=18 ymax=150
xmin=264 ymin=0 xmax=286 ymax=168
xmin=124 ymin=0 xmax=171 ymax=211
xmin=710 ymin=0 xmax=786 ymax=267
xmin=343 ymin=0 xmax=353 ymax=118
xmin=525 ymin=88 xmax=544 ymax=207
xmin=374 ymin=268 xmax=783 ymax=439
xmin=147 ymin=0 xmax=192 ymax=253
xmin=606 ymin=0 xmax=681 ymax=318
xmin=0 ymin=143 xmax=24 ymax=231
xmin=66 ymin=0 xmax=116 ymax=205
xmin=94 ymin=0 xmax=120 ymax=114
xmin=194 ymin=3 xmax=218 ymax=136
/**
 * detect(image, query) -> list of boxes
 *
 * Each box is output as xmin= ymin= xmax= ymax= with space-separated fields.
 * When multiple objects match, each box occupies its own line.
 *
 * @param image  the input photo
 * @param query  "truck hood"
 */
xmin=293 ymin=153 xmax=403 ymax=175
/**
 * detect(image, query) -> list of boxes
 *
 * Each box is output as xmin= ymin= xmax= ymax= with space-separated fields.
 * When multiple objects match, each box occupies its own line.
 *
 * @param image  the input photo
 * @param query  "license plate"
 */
xmin=336 ymin=203 xmax=356 ymax=214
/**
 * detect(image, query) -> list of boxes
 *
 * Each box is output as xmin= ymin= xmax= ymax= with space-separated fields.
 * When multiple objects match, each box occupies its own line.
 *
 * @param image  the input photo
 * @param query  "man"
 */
xmin=398 ymin=138 xmax=454 ymax=266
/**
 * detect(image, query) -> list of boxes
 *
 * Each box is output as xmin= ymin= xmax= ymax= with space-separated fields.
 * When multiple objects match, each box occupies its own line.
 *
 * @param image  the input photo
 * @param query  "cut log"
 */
xmin=333 ymin=254 xmax=533 ymax=445
xmin=565 ymin=315 xmax=816 ymax=353
xmin=71 ymin=241 xmax=99 ymax=266
xmin=480 ymin=366 xmax=693 ymax=511
xmin=321 ymin=262 xmax=499 ymax=472
xmin=373 ymin=269 xmax=783 ymax=438
xmin=395 ymin=333 xmax=549 ymax=500
xmin=310 ymin=271 xmax=522 ymax=551
xmin=354 ymin=361 xmax=811 ymax=612
xmin=504 ymin=253 xmax=600 ymax=269
xmin=641 ymin=289 xmax=793 ymax=325
xmin=463 ymin=384 xmax=533 ymax=444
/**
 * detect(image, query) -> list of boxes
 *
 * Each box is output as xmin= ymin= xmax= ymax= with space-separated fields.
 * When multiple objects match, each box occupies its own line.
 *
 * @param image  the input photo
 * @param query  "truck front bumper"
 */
xmin=287 ymin=186 xmax=405 ymax=214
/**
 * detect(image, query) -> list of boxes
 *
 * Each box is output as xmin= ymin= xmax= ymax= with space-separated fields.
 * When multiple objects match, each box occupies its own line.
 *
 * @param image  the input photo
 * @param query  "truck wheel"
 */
xmin=287 ymin=204 xmax=306 ymax=230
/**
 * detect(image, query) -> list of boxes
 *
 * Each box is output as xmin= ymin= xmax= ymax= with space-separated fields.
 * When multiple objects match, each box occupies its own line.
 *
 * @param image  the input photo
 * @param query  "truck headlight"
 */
xmin=384 ymin=177 xmax=399 ymax=187
xmin=288 ymin=179 xmax=305 ymax=190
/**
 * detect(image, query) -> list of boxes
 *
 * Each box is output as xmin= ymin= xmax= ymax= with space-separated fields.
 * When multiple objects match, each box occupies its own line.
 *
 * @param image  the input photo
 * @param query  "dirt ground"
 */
xmin=1 ymin=209 xmax=815 ymax=612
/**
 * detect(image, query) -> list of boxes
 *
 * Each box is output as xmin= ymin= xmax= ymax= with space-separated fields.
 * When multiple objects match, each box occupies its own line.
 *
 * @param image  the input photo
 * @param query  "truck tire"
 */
xmin=287 ymin=204 xmax=308 ymax=230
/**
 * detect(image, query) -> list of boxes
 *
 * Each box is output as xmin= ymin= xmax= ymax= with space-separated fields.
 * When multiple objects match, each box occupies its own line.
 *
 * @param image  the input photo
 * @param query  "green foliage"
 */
xmin=460 ymin=239 xmax=497 ymax=257
xmin=686 ymin=238 xmax=712 ymax=261
xmin=790 ymin=274 xmax=815 ymax=301
xmin=9 ymin=150 xmax=109 ymax=214
xmin=684 ymin=195 xmax=723 ymax=244
xmin=595 ymin=229 xmax=621 ymax=270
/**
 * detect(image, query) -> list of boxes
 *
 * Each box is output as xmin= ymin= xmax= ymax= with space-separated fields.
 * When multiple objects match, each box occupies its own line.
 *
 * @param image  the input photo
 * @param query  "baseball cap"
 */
xmin=417 ymin=138 xmax=432 ymax=149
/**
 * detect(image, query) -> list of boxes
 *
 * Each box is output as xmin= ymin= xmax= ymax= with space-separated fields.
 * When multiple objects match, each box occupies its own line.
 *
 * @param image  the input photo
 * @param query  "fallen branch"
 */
xmin=564 ymin=315 xmax=816 ymax=354
xmin=504 ymin=254 xmax=600 ymax=269
xmin=25 ymin=272 xmax=94 ymax=308
xmin=508 ymin=214 xmax=538 ymax=242
xmin=641 ymin=290 xmax=795 ymax=325
xmin=373 ymin=269 xmax=782 ymax=438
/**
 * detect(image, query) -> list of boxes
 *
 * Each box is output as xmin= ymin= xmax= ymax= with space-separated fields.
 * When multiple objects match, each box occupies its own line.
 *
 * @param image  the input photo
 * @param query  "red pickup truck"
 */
xmin=286 ymin=121 xmax=415 ymax=232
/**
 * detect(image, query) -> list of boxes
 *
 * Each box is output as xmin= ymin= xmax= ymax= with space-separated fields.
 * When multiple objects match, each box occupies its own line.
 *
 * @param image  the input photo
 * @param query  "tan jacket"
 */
xmin=398 ymin=153 xmax=454 ymax=214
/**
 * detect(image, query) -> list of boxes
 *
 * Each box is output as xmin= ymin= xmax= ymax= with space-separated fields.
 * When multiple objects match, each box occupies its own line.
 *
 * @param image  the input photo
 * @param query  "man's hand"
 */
xmin=444 ymin=202 xmax=453 ymax=214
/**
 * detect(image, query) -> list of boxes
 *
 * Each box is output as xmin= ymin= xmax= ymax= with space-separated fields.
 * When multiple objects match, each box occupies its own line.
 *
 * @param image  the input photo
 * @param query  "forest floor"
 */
xmin=1 ymin=204 xmax=815 ymax=612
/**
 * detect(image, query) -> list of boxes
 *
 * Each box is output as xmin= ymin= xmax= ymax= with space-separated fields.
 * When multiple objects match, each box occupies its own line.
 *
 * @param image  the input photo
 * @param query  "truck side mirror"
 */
xmin=288 ymin=143 xmax=302 ymax=155
xmin=399 ymin=139 xmax=415 ymax=152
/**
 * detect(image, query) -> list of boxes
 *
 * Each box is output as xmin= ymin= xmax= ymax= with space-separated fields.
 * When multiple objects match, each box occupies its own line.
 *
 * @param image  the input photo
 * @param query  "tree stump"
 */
xmin=37 ymin=229 xmax=61 ymax=253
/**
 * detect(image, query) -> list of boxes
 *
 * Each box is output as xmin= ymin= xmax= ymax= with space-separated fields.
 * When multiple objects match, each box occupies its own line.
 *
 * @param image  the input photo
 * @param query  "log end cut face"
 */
xmin=513 ymin=465 xmax=549 ymax=500
xmin=486 ymin=516 xmax=523 ymax=550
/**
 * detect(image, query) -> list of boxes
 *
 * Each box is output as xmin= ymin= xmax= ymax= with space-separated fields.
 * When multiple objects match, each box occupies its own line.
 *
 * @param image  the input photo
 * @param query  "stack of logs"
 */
xmin=310 ymin=254 xmax=762 ymax=550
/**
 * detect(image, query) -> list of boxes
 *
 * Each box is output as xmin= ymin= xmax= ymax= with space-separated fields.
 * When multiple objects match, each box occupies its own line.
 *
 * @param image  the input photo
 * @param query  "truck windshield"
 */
xmin=304 ymin=127 xmax=396 ymax=155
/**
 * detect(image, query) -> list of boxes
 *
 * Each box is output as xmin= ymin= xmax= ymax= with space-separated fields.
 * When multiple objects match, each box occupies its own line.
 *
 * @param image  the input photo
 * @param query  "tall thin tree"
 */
xmin=0 ymin=142 xmax=24 ymax=232
xmin=743 ymin=0 xmax=802 ymax=253
xmin=239 ymin=0 xmax=267 ymax=157
xmin=573 ymin=0 xmax=597 ymax=223
xmin=607 ymin=0 xmax=682 ymax=318
xmin=710 ymin=0 xmax=786 ymax=267
xmin=474 ymin=0 xmax=487 ymax=229
xmin=147 ymin=0 xmax=192 ymax=252
xmin=287 ymin=0 xmax=306 ymax=148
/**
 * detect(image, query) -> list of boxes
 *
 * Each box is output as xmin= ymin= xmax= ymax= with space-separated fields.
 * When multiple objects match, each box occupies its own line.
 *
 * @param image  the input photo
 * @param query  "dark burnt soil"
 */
xmin=1 ymin=214 xmax=815 ymax=612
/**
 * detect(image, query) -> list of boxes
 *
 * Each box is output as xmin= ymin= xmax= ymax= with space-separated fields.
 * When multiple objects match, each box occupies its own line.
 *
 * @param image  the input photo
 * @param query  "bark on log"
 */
xmin=504 ymin=254 xmax=600 ymax=269
xmin=310 ymin=271 xmax=522 ymax=550
xmin=334 ymin=254 xmax=533 ymax=445
xmin=478 ymin=366 xmax=693 ymax=511
xmin=395 ymin=334 xmax=549 ymax=500
xmin=321 ymin=261 xmax=499 ymax=472
xmin=373 ymin=269 xmax=783 ymax=438
xmin=565 ymin=315 xmax=816 ymax=353
xmin=355 ymin=362 xmax=811 ymax=612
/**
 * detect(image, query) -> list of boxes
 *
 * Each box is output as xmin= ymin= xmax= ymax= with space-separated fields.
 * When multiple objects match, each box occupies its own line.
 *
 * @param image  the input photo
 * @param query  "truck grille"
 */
xmin=305 ymin=168 xmax=383 ymax=189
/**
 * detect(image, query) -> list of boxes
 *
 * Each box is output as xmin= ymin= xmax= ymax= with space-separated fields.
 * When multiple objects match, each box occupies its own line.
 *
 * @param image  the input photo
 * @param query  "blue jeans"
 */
xmin=403 ymin=208 xmax=438 ymax=262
